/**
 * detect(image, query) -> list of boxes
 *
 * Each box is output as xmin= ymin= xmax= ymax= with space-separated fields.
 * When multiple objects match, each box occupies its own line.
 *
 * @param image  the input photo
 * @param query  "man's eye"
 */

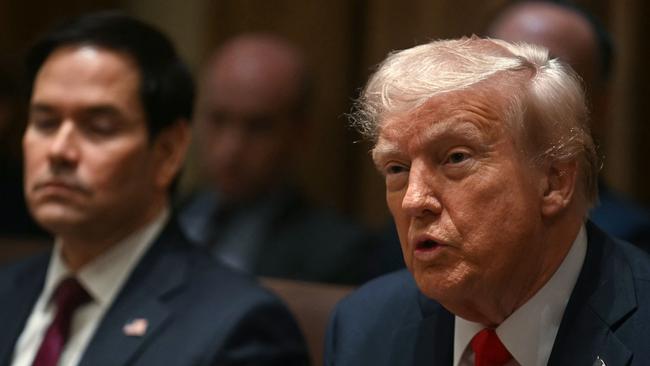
xmin=79 ymin=112 xmax=123 ymax=137
xmin=247 ymin=117 xmax=275 ymax=135
xmin=87 ymin=120 xmax=117 ymax=135
xmin=206 ymin=111 xmax=229 ymax=129
xmin=386 ymin=164 xmax=408 ymax=175
xmin=30 ymin=117 xmax=60 ymax=133
xmin=383 ymin=163 xmax=409 ymax=191
xmin=446 ymin=151 xmax=469 ymax=164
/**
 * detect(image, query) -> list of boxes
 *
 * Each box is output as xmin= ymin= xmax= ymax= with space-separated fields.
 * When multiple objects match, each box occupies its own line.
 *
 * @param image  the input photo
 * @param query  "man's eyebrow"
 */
xmin=29 ymin=104 xmax=123 ymax=117
xmin=80 ymin=105 xmax=122 ymax=117
xmin=29 ymin=103 xmax=56 ymax=114
xmin=372 ymin=141 xmax=402 ymax=166
xmin=372 ymin=142 xmax=400 ymax=157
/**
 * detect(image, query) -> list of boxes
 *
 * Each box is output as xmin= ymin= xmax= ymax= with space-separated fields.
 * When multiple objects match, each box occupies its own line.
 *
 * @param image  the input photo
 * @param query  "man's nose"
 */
xmin=48 ymin=120 xmax=79 ymax=170
xmin=216 ymin=124 xmax=247 ymax=157
xmin=402 ymin=161 xmax=442 ymax=218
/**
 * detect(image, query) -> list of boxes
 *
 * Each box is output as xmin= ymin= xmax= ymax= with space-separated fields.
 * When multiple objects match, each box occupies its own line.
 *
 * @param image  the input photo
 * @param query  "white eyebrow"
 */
xmin=372 ymin=139 xmax=401 ymax=162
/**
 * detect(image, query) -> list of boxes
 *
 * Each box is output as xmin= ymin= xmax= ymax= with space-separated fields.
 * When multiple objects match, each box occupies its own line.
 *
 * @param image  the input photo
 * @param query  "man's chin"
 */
xmin=412 ymin=266 xmax=463 ymax=302
xmin=30 ymin=203 xmax=90 ymax=235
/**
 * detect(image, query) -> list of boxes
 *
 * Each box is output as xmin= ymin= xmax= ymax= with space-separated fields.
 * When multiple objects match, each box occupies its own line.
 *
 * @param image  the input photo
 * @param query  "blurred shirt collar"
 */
xmin=43 ymin=207 xmax=170 ymax=307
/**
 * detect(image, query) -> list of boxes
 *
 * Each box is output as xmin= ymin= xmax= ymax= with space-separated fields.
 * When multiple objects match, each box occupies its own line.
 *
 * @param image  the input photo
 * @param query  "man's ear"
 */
xmin=540 ymin=160 xmax=578 ymax=217
xmin=152 ymin=120 xmax=191 ymax=189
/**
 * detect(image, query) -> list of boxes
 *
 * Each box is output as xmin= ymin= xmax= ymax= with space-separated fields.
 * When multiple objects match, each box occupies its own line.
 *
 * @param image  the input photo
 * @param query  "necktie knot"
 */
xmin=54 ymin=277 xmax=91 ymax=314
xmin=471 ymin=328 xmax=513 ymax=366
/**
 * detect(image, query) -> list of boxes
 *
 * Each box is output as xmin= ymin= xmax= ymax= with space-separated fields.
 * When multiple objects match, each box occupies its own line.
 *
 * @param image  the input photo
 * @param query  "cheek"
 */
xmin=386 ymin=190 xmax=411 ymax=262
xmin=246 ymin=138 xmax=286 ymax=169
xmin=82 ymin=148 xmax=150 ymax=193
xmin=386 ymin=191 xmax=404 ymax=227
xmin=22 ymin=136 xmax=47 ymax=184
xmin=449 ymin=169 xmax=540 ymax=263
xmin=204 ymin=134 xmax=230 ymax=159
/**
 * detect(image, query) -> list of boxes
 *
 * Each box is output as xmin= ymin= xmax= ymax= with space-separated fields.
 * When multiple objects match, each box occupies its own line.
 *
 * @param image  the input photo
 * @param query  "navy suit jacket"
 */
xmin=591 ymin=183 xmax=650 ymax=252
xmin=179 ymin=189 xmax=373 ymax=285
xmin=325 ymin=222 xmax=650 ymax=365
xmin=0 ymin=218 xmax=309 ymax=366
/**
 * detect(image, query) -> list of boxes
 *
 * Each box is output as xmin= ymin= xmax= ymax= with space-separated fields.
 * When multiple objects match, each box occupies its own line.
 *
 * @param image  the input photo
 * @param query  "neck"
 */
xmin=59 ymin=200 xmax=167 ymax=272
xmin=503 ymin=216 xmax=583 ymax=324
xmin=455 ymin=213 xmax=584 ymax=327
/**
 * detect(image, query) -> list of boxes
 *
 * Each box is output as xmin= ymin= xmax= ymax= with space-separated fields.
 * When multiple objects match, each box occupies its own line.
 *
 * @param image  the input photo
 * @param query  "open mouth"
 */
xmin=415 ymin=239 xmax=440 ymax=251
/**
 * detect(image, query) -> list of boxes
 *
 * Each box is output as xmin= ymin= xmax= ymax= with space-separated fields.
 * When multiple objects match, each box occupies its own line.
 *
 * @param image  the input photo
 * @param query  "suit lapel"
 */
xmin=0 ymin=254 xmax=49 ymax=364
xmin=78 ymin=220 xmax=189 ymax=366
xmin=548 ymin=222 xmax=634 ymax=366
xmin=389 ymin=292 xmax=454 ymax=366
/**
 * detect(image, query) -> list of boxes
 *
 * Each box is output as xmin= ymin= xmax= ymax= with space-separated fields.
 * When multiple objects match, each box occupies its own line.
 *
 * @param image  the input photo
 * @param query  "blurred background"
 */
xmin=0 ymin=0 xmax=648 ymax=233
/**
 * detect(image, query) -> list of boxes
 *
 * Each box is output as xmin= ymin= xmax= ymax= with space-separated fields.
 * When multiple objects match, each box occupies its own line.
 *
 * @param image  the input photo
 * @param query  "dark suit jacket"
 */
xmin=325 ymin=222 xmax=650 ymax=366
xmin=591 ymin=183 xmax=650 ymax=252
xmin=179 ymin=189 xmax=373 ymax=285
xmin=0 ymin=217 xmax=309 ymax=366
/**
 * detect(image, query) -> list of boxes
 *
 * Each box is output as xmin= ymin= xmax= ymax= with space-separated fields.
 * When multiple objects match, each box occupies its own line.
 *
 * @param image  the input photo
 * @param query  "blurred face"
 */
xmin=373 ymin=90 xmax=548 ymax=321
xmin=23 ymin=46 xmax=166 ymax=241
xmin=488 ymin=3 xmax=607 ymax=147
xmin=195 ymin=48 xmax=303 ymax=204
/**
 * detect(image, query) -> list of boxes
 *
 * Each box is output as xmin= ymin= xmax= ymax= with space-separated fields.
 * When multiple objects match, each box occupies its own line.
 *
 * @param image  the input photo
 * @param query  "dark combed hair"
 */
xmin=25 ymin=10 xmax=195 ymax=138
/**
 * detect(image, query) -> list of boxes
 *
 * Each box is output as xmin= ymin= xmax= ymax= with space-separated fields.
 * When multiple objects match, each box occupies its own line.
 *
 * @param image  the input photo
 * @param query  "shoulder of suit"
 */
xmin=335 ymin=269 xmax=419 ymax=317
xmin=609 ymin=235 xmax=650 ymax=281
xmin=0 ymin=251 xmax=50 ymax=287
xmin=182 ymin=246 xmax=285 ymax=308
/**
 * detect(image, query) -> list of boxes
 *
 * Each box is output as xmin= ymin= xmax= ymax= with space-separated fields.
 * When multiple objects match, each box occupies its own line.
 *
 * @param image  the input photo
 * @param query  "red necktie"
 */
xmin=471 ymin=328 xmax=513 ymax=366
xmin=32 ymin=277 xmax=91 ymax=366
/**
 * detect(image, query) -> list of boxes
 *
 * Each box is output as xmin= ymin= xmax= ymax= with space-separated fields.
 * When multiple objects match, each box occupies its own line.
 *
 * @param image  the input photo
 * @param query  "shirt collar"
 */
xmin=453 ymin=225 xmax=587 ymax=366
xmin=43 ymin=207 xmax=170 ymax=307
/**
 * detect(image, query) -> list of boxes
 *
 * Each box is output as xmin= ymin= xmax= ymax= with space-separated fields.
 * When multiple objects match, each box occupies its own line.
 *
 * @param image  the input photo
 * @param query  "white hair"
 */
xmin=353 ymin=36 xmax=599 ymax=206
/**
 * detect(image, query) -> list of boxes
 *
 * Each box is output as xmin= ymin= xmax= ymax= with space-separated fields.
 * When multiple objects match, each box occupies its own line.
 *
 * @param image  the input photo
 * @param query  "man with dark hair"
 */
xmin=0 ymin=12 xmax=308 ymax=366
xmin=325 ymin=37 xmax=650 ymax=366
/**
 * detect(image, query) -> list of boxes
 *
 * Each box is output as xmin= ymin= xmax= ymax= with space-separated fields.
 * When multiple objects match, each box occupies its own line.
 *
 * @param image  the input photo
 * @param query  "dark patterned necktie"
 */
xmin=32 ymin=277 xmax=91 ymax=366
xmin=471 ymin=328 xmax=513 ymax=366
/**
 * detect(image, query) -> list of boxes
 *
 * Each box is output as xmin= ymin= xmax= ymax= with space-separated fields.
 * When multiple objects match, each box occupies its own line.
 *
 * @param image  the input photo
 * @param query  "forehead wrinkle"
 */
xmin=378 ymin=100 xmax=504 ymax=155
xmin=418 ymin=94 xmax=504 ymax=134
xmin=406 ymin=119 xmax=487 ymax=157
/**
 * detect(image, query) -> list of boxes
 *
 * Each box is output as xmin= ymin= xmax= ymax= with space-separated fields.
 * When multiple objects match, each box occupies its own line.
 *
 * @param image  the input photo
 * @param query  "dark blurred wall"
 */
xmin=610 ymin=0 xmax=650 ymax=202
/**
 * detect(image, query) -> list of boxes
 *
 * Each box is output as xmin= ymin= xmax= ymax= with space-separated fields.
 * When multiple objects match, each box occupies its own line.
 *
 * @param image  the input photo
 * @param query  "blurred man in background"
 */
xmin=0 ymin=13 xmax=307 ymax=365
xmin=488 ymin=0 xmax=650 ymax=251
xmin=180 ymin=33 xmax=372 ymax=284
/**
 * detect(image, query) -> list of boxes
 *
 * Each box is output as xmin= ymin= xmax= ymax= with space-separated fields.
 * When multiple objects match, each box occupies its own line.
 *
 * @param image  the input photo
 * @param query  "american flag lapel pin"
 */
xmin=593 ymin=356 xmax=606 ymax=366
xmin=123 ymin=318 xmax=148 ymax=337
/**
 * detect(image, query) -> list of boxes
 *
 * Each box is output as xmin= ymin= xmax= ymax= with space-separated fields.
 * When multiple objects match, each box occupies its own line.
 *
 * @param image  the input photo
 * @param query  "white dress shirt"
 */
xmin=453 ymin=225 xmax=587 ymax=366
xmin=11 ymin=208 xmax=169 ymax=366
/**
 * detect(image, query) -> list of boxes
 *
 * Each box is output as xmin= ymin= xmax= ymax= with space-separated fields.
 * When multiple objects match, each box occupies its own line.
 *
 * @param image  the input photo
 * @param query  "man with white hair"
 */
xmin=325 ymin=37 xmax=650 ymax=366
xmin=488 ymin=0 xmax=650 ymax=252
